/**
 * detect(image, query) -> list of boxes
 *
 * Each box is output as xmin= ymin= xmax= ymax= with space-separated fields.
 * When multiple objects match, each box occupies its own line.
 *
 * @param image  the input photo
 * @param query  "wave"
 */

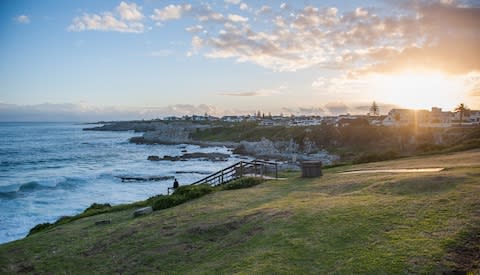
xmin=0 ymin=177 xmax=87 ymax=200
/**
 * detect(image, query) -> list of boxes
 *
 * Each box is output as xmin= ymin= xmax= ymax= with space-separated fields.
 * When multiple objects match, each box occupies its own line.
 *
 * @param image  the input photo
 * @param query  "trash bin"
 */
xmin=301 ymin=161 xmax=323 ymax=178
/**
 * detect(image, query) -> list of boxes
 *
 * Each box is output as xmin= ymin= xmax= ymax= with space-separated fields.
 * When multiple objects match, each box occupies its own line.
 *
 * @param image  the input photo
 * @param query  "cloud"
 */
xmin=324 ymin=102 xmax=350 ymax=115
xmin=312 ymin=77 xmax=327 ymax=88
xmin=219 ymin=92 xmax=260 ymax=97
xmin=224 ymin=0 xmax=241 ymax=5
xmin=240 ymin=3 xmax=248 ymax=11
xmin=0 ymin=103 xmax=220 ymax=122
xmin=151 ymin=4 xmax=192 ymax=21
xmin=185 ymin=25 xmax=204 ymax=33
xmin=470 ymin=89 xmax=480 ymax=97
xmin=227 ymin=14 xmax=248 ymax=23
xmin=353 ymin=1 xmax=480 ymax=75
xmin=14 ymin=15 xmax=30 ymax=24
xmin=68 ymin=2 xmax=144 ymax=33
xmin=173 ymin=0 xmax=480 ymax=74
xmin=117 ymin=1 xmax=144 ymax=21
xmin=219 ymin=89 xmax=279 ymax=97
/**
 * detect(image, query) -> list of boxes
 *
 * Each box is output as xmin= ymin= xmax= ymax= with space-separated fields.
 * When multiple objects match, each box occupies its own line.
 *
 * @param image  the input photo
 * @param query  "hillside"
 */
xmin=1 ymin=150 xmax=479 ymax=273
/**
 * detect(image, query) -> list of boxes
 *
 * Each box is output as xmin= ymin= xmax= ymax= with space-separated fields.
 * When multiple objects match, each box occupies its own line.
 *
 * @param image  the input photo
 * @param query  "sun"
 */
xmin=371 ymin=71 xmax=465 ymax=110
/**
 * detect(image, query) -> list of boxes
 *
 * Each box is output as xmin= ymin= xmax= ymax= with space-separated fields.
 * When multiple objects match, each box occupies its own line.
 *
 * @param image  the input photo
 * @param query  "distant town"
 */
xmin=160 ymin=105 xmax=480 ymax=128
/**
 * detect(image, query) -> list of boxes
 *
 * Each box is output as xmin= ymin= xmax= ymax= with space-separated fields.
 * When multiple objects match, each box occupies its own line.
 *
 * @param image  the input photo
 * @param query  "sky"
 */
xmin=1 ymin=0 xmax=479 ymax=121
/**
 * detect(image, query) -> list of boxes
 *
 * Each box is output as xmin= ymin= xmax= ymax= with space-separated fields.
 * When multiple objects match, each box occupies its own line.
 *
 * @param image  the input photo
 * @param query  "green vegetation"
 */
xmin=1 ymin=150 xmax=479 ymax=273
xmin=222 ymin=177 xmax=264 ymax=190
xmin=152 ymin=184 xmax=214 ymax=211
xmin=193 ymin=123 xmax=480 ymax=164
xmin=28 ymin=180 xmax=263 ymax=236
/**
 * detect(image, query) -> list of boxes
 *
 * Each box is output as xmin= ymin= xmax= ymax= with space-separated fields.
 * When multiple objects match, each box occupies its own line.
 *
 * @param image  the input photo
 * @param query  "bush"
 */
xmin=222 ymin=177 xmax=264 ymax=190
xmin=83 ymin=203 xmax=112 ymax=214
xmin=173 ymin=184 xmax=213 ymax=198
xmin=28 ymin=222 xmax=53 ymax=236
xmin=152 ymin=195 xmax=187 ymax=210
xmin=151 ymin=184 xmax=213 ymax=211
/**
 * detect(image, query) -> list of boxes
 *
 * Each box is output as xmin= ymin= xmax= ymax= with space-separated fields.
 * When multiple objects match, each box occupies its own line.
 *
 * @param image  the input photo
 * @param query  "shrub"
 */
xmin=151 ymin=184 xmax=213 ymax=211
xmin=83 ymin=203 xmax=112 ymax=214
xmin=152 ymin=195 xmax=187 ymax=211
xmin=28 ymin=222 xmax=53 ymax=236
xmin=222 ymin=177 xmax=264 ymax=190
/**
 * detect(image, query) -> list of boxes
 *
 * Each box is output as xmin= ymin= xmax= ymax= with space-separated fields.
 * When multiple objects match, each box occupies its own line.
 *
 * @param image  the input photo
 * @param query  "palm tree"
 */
xmin=454 ymin=103 xmax=470 ymax=125
xmin=369 ymin=101 xmax=380 ymax=116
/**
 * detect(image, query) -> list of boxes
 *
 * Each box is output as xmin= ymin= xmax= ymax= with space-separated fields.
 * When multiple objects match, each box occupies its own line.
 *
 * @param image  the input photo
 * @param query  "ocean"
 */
xmin=0 ymin=122 xmax=242 ymax=244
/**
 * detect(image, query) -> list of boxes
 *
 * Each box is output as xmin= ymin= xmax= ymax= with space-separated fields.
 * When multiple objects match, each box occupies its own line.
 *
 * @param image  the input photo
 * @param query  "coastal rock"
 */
xmin=118 ymin=176 xmax=174 ymax=182
xmin=159 ymin=152 xmax=229 ymax=162
xmin=133 ymin=206 xmax=153 ymax=218
xmin=147 ymin=155 xmax=161 ymax=161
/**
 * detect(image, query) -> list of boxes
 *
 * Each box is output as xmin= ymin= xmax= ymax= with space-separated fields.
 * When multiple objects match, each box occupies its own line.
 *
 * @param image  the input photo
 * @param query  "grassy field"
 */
xmin=1 ymin=150 xmax=479 ymax=274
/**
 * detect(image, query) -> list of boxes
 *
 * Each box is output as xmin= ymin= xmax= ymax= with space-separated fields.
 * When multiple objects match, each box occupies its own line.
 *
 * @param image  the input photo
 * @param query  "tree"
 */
xmin=454 ymin=103 xmax=470 ymax=125
xmin=369 ymin=101 xmax=380 ymax=116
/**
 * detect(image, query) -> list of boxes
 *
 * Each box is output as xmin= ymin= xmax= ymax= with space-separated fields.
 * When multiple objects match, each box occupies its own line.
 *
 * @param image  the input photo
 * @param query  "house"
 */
xmin=221 ymin=115 xmax=244 ymax=123
xmin=382 ymin=109 xmax=429 ymax=126
xmin=468 ymin=110 xmax=480 ymax=124
xmin=427 ymin=107 xmax=453 ymax=127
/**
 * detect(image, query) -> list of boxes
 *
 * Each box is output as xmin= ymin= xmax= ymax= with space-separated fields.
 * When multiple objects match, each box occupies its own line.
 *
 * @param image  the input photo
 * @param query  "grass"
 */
xmin=1 ymin=149 xmax=479 ymax=273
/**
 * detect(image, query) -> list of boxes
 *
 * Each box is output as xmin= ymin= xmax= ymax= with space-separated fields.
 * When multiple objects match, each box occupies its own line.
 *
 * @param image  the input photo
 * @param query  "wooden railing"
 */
xmin=190 ymin=159 xmax=278 ymax=186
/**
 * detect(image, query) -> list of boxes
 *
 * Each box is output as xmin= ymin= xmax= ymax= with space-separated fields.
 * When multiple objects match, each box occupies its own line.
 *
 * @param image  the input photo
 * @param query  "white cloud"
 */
xmin=312 ymin=77 xmax=327 ymax=88
xmin=0 ymin=102 xmax=222 ymax=121
xmin=151 ymin=4 xmax=192 ymax=21
xmin=240 ymin=3 xmax=248 ymax=11
xmin=227 ymin=14 xmax=248 ymax=23
xmin=15 ymin=15 xmax=30 ymax=24
xmin=68 ymin=12 xmax=144 ymax=33
xmin=117 ymin=1 xmax=144 ymax=21
xmin=224 ymin=0 xmax=241 ymax=5
xmin=354 ymin=7 xmax=368 ymax=17
xmin=219 ymin=88 xmax=279 ymax=97
xmin=185 ymin=25 xmax=204 ymax=33
xmin=68 ymin=2 xmax=144 ymax=33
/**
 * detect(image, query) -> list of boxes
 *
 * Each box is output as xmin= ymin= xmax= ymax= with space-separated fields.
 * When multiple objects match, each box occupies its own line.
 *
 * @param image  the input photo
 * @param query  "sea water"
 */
xmin=0 ymin=122 xmax=242 ymax=244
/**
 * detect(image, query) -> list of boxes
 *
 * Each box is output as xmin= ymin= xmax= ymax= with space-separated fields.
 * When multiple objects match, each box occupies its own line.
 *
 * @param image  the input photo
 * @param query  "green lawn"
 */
xmin=1 ymin=150 xmax=479 ymax=274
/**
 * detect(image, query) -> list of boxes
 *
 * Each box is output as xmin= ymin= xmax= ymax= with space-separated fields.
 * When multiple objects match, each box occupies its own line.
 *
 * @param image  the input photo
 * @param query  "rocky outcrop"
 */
xmin=118 ymin=176 xmax=174 ymax=182
xmin=129 ymin=124 xmax=212 ymax=144
xmin=148 ymin=152 xmax=229 ymax=162
xmin=232 ymin=138 xmax=338 ymax=164
xmin=133 ymin=206 xmax=153 ymax=218
xmin=147 ymin=155 xmax=161 ymax=161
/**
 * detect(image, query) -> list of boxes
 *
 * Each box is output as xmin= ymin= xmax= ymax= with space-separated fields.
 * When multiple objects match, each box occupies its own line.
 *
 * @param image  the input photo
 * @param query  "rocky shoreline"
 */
xmin=83 ymin=121 xmax=339 ymax=165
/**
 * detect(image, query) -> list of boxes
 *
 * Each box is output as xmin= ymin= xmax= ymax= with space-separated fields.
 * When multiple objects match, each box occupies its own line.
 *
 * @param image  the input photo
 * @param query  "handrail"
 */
xmin=190 ymin=159 xmax=278 ymax=186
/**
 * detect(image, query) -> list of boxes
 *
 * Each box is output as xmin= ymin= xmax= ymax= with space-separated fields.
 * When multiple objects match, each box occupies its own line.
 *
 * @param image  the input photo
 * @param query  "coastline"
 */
xmin=83 ymin=120 xmax=340 ymax=164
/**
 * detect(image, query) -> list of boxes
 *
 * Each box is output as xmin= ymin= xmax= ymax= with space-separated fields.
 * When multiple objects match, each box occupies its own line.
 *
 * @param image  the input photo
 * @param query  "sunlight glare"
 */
xmin=371 ymin=71 xmax=465 ymax=110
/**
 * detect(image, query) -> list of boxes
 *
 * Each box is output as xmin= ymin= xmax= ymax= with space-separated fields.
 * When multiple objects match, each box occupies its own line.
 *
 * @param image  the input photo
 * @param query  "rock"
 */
xmin=133 ymin=206 xmax=153 ymax=218
xmin=118 ymin=175 xmax=174 ymax=182
xmin=95 ymin=220 xmax=111 ymax=226
xmin=147 ymin=155 xmax=161 ymax=161
xmin=158 ymin=152 xmax=230 ymax=161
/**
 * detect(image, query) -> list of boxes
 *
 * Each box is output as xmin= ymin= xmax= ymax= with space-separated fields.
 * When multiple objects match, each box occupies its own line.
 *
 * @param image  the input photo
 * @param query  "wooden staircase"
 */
xmin=191 ymin=160 xmax=278 ymax=186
